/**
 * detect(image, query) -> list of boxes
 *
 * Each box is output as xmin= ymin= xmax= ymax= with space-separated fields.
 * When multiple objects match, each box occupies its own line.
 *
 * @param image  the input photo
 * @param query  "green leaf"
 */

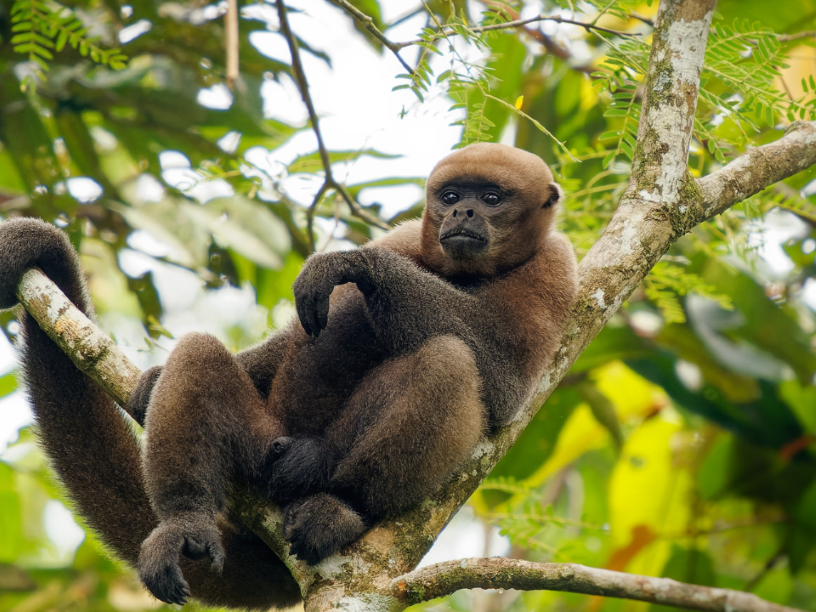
xmin=10 ymin=32 xmax=32 ymax=44
xmin=288 ymin=149 xmax=400 ymax=175
xmin=0 ymin=371 xmax=17 ymax=399
xmin=55 ymin=28 xmax=68 ymax=51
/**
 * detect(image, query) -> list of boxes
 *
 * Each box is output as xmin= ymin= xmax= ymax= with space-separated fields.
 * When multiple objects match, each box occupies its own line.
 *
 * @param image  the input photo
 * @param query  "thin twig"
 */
xmin=336 ymin=183 xmax=390 ymax=231
xmin=225 ymin=0 xmax=239 ymax=87
xmin=307 ymin=180 xmax=330 ymax=253
xmin=276 ymin=0 xmax=389 ymax=251
xmin=778 ymin=30 xmax=816 ymax=42
xmin=393 ymin=13 xmax=641 ymax=49
xmin=327 ymin=0 xmax=415 ymax=75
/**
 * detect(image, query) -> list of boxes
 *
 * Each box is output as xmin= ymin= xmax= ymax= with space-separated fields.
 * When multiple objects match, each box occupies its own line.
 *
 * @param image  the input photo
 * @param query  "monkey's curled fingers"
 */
xmin=139 ymin=519 xmax=225 ymax=605
xmin=292 ymin=253 xmax=359 ymax=338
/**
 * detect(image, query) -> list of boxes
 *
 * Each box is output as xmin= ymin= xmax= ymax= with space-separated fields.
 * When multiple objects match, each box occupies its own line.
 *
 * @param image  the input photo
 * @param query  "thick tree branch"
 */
xmin=391 ymin=558 xmax=800 ymax=612
xmin=699 ymin=121 xmax=816 ymax=220
xmin=15 ymin=268 xmax=141 ymax=414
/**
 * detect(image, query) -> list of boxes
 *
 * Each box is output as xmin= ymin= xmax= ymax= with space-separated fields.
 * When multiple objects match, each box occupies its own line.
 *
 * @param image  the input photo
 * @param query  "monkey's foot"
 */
xmin=283 ymin=493 xmax=366 ymax=565
xmin=267 ymin=438 xmax=334 ymax=505
xmin=138 ymin=517 xmax=225 ymax=605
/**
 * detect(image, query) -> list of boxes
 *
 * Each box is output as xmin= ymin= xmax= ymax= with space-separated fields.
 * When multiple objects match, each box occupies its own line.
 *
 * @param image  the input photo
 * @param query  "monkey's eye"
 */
xmin=481 ymin=192 xmax=501 ymax=206
xmin=441 ymin=192 xmax=460 ymax=205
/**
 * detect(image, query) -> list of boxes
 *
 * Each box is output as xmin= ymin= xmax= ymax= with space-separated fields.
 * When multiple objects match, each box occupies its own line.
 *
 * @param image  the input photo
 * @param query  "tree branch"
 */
xmin=699 ymin=121 xmax=816 ymax=221
xmin=276 ymin=0 xmax=390 ymax=252
xmin=326 ymin=0 xmax=415 ymax=75
xmin=15 ymin=267 xmax=141 ymax=414
xmin=393 ymin=13 xmax=641 ymax=49
xmin=224 ymin=0 xmax=239 ymax=87
xmin=391 ymin=558 xmax=800 ymax=612
xmin=777 ymin=30 xmax=816 ymax=42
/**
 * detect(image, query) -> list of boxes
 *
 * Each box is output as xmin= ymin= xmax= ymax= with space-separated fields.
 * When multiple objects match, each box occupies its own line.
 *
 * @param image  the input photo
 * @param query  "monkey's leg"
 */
xmin=283 ymin=335 xmax=486 ymax=564
xmin=0 ymin=219 xmax=300 ymax=609
xmin=138 ymin=331 xmax=288 ymax=604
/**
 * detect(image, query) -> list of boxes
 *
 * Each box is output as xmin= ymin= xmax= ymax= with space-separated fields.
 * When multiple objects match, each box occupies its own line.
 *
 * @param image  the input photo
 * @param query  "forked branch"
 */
xmin=275 ymin=0 xmax=389 ymax=252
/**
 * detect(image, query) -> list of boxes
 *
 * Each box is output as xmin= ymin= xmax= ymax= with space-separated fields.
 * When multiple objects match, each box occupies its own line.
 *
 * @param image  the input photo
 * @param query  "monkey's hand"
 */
xmin=126 ymin=366 xmax=163 ymax=427
xmin=138 ymin=517 xmax=225 ymax=606
xmin=293 ymin=252 xmax=372 ymax=337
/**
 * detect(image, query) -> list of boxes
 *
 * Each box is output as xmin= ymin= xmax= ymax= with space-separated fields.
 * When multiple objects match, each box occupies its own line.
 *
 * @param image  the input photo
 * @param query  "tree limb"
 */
xmin=15 ymin=267 xmax=141 ymax=414
xmin=391 ymin=558 xmax=800 ymax=612
xmin=276 ymin=0 xmax=390 ymax=252
xmin=699 ymin=121 xmax=816 ymax=221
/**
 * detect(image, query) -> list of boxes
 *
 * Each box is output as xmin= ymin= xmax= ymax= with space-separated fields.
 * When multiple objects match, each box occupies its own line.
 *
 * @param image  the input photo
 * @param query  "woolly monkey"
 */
xmin=0 ymin=143 xmax=577 ymax=608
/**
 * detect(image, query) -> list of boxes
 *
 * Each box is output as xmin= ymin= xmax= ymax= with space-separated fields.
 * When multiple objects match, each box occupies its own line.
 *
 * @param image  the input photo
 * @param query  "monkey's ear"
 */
xmin=543 ymin=183 xmax=564 ymax=209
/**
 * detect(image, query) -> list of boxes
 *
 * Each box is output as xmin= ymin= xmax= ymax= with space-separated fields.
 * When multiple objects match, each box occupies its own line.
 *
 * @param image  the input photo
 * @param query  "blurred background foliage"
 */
xmin=0 ymin=0 xmax=815 ymax=611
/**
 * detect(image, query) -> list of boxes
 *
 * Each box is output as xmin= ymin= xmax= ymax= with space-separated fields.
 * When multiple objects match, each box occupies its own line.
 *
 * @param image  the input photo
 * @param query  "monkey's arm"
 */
xmin=235 ymin=332 xmax=290 ymax=400
xmin=293 ymin=246 xmax=472 ymax=351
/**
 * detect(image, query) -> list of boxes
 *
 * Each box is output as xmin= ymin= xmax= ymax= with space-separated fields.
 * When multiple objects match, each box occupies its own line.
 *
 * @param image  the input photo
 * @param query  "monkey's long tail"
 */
xmin=2 ymin=219 xmax=299 ymax=609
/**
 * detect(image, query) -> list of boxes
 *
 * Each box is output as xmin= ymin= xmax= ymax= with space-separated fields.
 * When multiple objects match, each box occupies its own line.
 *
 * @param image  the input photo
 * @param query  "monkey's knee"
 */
xmin=410 ymin=335 xmax=484 ymax=432
xmin=162 ymin=333 xmax=236 ymax=385
xmin=151 ymin=332 xmax=263 ymax=417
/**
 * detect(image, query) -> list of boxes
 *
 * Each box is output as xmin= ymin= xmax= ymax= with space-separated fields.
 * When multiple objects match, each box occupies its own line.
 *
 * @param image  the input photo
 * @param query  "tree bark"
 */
xmin=392 ymin=559 xmax=801 ymax=612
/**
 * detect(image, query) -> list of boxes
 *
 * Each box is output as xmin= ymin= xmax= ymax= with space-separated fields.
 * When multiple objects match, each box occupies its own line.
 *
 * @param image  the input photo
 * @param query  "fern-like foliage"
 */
xmin=10 ymin=0 xmax=127 ymax=82
xmin=479 ymin=478 xmax=604 ymax=556
xmin=595 ymin=16 xmax=816 ymax=168
xmin=391 ymin=1 xmax=571 ymax=152
xmin=558 ymin=0 xmax=654 ymax=23
xmin=643 ymin=261 xmax=733 ymax=324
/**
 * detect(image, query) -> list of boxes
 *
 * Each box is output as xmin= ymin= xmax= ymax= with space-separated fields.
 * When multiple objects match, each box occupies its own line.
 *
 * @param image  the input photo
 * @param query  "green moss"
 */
xmin=668 ymin=172 xmax=705 ymax=236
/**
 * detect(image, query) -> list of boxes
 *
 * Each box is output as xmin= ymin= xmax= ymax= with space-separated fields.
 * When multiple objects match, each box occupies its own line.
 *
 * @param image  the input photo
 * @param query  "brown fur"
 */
xmin=0 ymin=143 xmax=577 ymax=609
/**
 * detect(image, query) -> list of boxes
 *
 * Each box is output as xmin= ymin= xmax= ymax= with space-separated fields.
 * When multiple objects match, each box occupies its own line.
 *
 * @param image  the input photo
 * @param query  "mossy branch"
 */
xmin=392 ymin=558 xmax=801 ymax=612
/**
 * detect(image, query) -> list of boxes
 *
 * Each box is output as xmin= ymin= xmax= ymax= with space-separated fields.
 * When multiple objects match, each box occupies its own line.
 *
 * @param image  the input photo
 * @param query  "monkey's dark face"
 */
xmin=435 ymin=182 xmax=497 ymax=261
xmin=421 ymin=143 xmax=562 ymax=278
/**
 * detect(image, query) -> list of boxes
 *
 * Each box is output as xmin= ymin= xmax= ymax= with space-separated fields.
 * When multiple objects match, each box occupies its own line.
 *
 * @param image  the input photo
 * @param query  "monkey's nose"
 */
xmin=452 ymin=209 xmax=475 ymax=218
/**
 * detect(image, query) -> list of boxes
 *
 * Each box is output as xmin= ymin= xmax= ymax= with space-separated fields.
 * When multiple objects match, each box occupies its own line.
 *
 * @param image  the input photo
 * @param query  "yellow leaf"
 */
xmin=522 ymin=362 xmax=666 ymax=488
xmin=607 ymin=413 xmax=693 ymax=576
xmin=514 ymin=95 xmax=524 ymax=109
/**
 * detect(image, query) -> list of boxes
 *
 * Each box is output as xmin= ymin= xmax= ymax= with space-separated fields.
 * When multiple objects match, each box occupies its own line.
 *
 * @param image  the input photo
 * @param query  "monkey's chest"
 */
xmin=269 ymin=291 xmax=387 ymax=435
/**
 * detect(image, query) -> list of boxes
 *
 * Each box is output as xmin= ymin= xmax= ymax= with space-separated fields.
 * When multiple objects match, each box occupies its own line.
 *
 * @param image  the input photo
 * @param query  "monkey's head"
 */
xmin=421 ymin=143 xmax=563 ymax=278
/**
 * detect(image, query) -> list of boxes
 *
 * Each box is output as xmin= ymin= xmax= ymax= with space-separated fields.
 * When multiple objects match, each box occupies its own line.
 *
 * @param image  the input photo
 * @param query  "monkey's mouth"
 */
xmin=440 ymin=229 xmax=488 ymax=243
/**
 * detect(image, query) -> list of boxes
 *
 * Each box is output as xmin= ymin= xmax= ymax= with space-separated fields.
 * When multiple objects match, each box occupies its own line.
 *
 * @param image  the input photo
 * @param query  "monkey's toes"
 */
xmin=180 ymin=523 xmax=225 ymax=574
xmin=270 ymin=436 xmax=295 ymax=458
xmin=140 ymin=517 xmax=224 ymax=605
xmin=283 ymin=498 xmax=343 ymax=565
xmin=139 ymin=526 xmax=191 ymax=605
